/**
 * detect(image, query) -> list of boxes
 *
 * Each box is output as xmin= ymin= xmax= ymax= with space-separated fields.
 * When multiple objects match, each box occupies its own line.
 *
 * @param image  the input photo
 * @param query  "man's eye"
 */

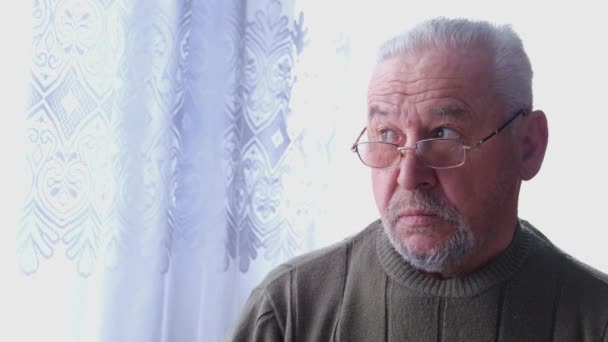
xmin=380 ymin=129 xmax=398 ymax=143
xmin=432 ymin=127 xmax=462 ymax=139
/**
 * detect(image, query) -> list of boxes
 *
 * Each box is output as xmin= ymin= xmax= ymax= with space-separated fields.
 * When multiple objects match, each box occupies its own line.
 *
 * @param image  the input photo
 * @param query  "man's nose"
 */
xmin=396 ymin=147 xmax=437 ymax=191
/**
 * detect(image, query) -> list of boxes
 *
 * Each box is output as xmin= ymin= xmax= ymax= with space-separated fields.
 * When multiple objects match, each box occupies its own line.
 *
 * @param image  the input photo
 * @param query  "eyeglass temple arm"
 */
xmin=351 ymin=126 xmax=367 ymax=151
xmin=472 ymin=109 xmax=528 ymax=147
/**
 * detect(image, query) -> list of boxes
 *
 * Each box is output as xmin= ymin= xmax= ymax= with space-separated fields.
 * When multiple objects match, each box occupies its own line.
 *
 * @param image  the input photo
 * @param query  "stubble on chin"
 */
xmin=381 ymin=190 xmax=475 ymax=274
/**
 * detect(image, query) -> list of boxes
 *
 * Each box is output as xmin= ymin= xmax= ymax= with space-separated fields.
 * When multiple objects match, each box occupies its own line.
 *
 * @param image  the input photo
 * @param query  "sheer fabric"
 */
xmin=12 ymin=0 xmax=343 ymax=340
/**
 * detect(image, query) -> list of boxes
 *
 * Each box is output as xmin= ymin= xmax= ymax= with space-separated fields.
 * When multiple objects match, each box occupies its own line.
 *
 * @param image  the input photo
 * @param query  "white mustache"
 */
xmin=386 ymin=190 xmax=461 ymax=228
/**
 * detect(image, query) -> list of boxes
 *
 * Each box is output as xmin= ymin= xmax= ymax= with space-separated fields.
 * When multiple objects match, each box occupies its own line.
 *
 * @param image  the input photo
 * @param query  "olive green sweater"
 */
xmin=229 ymin=220 xmax=608 ymax=341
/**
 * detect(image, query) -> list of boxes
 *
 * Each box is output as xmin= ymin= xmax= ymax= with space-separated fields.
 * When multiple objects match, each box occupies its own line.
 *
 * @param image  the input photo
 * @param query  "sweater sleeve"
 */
xmin=227 ymin=287 xmax=284 ymax=342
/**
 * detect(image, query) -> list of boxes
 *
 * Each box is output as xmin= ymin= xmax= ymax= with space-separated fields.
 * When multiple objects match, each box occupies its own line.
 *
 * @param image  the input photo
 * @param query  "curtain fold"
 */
xmin=13 ymin=0 xmax=379 ymax=340
xmin=16 ymin=0 xmax=325 ymax=340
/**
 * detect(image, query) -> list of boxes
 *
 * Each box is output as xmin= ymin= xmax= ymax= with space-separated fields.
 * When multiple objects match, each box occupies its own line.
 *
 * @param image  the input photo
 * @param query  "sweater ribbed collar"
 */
xmin=376 ymin=219 xmax=536 ymax=297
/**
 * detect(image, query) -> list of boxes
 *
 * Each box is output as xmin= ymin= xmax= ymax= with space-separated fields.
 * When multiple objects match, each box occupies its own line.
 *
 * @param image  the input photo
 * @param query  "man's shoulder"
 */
xmin=258 ymin=219 xmax=382 ymax=294
xmin=564 ymin=253 xmax=608 ymax=281
xmin=523 ymin=220 xmax=608 ymax=287
xmin=552 ymin=251 xmax=608 ymax=331
xmin=231 ymin=221 xmax=383 ymax=340
xmin=523 ymin=221 xmax=607 ymax=282
xmin=557 ymin=250 xmax=608 ymax=295
xmin=522 ymin=220 xmax=608 ymax=307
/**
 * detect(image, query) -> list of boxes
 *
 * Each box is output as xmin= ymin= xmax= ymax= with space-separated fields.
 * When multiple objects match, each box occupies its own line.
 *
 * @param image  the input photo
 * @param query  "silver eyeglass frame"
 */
xmin=350 ymin=109 xmax=528 ymax=169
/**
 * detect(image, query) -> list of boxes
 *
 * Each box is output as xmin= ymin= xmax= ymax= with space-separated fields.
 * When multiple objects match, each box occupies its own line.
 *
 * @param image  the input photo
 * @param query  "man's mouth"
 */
xmin=398 ymin=208 xmax=442 ymax=227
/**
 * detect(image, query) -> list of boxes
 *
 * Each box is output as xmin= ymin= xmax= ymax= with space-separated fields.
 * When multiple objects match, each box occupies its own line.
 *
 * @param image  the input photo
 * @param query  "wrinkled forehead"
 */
xmin=367 ymin=102 xmax=474 ymax=131
xmin=368 ymin=48 xmax=494 ymax=92
xmin=366 ymin=48 xmax=497 ymax=123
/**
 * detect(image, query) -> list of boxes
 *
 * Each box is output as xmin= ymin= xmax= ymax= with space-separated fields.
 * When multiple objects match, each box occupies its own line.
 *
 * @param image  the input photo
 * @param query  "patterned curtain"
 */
xmin=12 ymin=0 xmax=358 ymax=341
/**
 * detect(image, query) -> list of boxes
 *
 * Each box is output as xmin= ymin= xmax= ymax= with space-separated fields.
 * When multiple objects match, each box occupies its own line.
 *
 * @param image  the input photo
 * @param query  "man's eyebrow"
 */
xmin=368 ymin=105 xmax=472 ymax=120
xmin=430 ymin=106 xmax=471 ymax=121
xmin=368 ymin=106 xmax=390 ymax=118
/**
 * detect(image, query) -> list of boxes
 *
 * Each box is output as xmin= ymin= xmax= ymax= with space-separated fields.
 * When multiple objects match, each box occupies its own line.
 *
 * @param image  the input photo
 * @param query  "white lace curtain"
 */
xmin=8 ymin=0 xmax=365 ymax=340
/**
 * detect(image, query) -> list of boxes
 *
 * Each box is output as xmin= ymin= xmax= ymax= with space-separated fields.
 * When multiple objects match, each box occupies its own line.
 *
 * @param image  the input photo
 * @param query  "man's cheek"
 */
xmin=372 ymin=174 xmax=394 ymax=214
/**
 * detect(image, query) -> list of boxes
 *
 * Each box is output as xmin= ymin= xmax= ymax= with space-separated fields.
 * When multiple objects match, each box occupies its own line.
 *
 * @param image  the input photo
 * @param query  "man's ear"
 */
xmin=519 ymin=110 xmax=548 ymax=181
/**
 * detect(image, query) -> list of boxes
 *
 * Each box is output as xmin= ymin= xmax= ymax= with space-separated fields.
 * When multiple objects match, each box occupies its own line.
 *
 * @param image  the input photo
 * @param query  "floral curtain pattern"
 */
xmin=22 ymin=0 xmax=319 ymax=274
xmin=15 ymin=0 xmax=345 ymax=340
xmin=19 ymin=1 xmax=304 ymax=276
xmin=13 ymin=0 xmax=380 ymax=339
xmin=223 ymin=1 xmax=309 ymax=273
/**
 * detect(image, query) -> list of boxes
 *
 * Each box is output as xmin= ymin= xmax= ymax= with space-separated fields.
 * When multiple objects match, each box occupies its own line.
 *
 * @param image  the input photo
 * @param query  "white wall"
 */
xmin=0 ymin=2 xmax=34 ymax=340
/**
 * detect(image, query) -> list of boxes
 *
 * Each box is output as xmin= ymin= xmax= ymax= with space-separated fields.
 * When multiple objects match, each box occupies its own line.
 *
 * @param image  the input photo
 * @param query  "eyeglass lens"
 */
xmin=357 ymin=140 xmax=465 ymax=168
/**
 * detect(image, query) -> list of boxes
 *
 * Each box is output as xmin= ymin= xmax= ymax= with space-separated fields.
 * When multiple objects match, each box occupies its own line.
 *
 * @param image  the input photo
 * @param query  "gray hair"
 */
xmin=377 ymin=17 xmax=533 ymax=117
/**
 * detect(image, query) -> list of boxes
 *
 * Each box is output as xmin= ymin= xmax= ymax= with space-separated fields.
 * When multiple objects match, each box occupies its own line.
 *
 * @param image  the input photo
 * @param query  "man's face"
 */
xmin=367 ymin=48 xmax=522 ymax=275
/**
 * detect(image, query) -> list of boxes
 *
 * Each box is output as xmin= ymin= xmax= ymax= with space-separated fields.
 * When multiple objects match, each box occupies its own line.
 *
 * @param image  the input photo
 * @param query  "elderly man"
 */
xmin=230 ymin=18 xmax=608 ymax=341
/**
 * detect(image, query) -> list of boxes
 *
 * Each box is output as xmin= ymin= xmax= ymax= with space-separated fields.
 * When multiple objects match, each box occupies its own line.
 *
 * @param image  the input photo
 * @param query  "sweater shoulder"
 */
xmin=260 ymin=220 xmax=381 ymax=292
xmin=522 ymin=221 xmax=608 ymax=320
xmin=250 ymin=220 xmax=381 ymax=339
xmin=559 ymin=251 xmax=608 ymax=293
xmin=522 ymin=220 xmax=608 ymax=291
xmin=523 ymin=220 xmax=608 ymax=288
xmin=555 ymin=250 xmax=608 ymax=338
xmin=517 ymin=221 xmax=608 ymax=339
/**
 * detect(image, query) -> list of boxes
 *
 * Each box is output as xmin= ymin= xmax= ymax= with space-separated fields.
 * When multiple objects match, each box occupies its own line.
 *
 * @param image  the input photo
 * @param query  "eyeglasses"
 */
xmin=351 ymin=109 xmax=527 ymax=169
